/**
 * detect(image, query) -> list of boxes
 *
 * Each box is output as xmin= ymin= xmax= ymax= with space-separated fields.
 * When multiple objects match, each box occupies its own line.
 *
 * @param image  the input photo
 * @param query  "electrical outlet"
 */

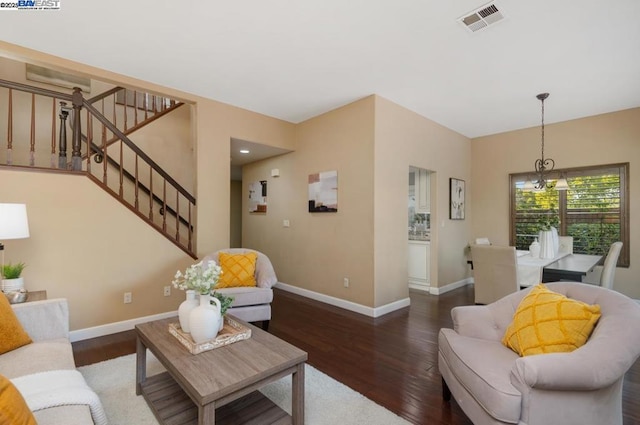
xmin=124 ymin=292 xmax=132 ymax=304
xmin=343 ymin=277 xmax=350 ymax=288
xmin=163 ymin=286 xmax=171 ymax=296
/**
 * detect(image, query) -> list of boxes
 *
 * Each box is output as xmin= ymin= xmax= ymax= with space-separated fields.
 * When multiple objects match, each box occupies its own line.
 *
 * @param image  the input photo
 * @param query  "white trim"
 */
xmin=275 ymin=282 xmax=410 ymax=318
xmin=70 ymin=311 xmax=177 ymax=343
xmin=429 ymin=278 xmax=473 ymax=295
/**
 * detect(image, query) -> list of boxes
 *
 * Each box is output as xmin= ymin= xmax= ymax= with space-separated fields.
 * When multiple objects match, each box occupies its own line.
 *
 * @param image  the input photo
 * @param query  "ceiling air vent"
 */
xmin=458 ymin=2 xmax=505 ymax=33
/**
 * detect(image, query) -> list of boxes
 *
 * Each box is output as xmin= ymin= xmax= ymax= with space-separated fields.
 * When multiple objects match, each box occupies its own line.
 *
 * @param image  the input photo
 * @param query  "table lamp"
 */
xmin=0 ymin=203 xmax=30 ymax=281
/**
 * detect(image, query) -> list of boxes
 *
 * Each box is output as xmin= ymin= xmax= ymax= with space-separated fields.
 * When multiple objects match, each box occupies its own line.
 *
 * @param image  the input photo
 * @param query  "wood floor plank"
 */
xmin=73 ymin=285 xmax=640 ymax=425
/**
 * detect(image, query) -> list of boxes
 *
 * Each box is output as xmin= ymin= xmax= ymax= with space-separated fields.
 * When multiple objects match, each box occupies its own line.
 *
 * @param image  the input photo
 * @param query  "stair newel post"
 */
xmin=50 ymin=97 xmax=57 ymax=168
xmin=58 ymin=101 xmax=69 ymax=169
xmin=71 ymin=87 xmax=83 ymax=171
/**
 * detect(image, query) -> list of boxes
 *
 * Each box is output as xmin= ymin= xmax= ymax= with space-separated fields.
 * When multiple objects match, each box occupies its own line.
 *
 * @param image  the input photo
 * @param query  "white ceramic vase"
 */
xmin=529 ymin=238 xmax=540 ymax=258
xmin=189 ymin=294 xmax=222 ymax=344
xmin=178 ymin=290 xmax=199 ymax=333
xmin=539 ymin=230 xmax=555 ymax=259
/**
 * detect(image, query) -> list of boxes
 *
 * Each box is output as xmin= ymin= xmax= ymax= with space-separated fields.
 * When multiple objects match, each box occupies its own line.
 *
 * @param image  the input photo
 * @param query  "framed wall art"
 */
xmin=248 ymin=180 xmax=267 ymax=213
xmin=449 ymin=178 xmax=465 ymax=220
xmin=308 ymin=170 xmax=338 ymax=212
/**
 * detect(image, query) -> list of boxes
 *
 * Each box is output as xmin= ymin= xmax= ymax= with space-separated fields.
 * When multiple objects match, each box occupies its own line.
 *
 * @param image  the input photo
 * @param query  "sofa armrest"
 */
xmin=12 ymin=298 xmax=69 ymax=341
xmin=511 ymin=344 xmax=633 ymax=391
xmin=451 ymin=305 xmax=504 ymax=341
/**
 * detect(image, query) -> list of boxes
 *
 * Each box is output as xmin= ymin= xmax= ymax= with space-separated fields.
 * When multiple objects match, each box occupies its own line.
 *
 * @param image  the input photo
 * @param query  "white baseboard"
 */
xmin=70 ymin=310 xmax=177 ymax=343
xmin=429 ymin=278 xmax=473 ymax=295
xmin=275 ymin=282 xmax=410 ymax=318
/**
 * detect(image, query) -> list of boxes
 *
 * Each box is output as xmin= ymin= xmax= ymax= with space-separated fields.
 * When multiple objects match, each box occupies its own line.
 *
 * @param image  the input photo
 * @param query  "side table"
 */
xmin=26 ymin=290 xmax=47 ymax=302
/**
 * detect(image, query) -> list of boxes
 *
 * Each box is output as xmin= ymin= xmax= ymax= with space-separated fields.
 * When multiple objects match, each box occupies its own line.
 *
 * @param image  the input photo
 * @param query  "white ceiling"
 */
xmin=1 ymin=0 xmax=639 ymax=138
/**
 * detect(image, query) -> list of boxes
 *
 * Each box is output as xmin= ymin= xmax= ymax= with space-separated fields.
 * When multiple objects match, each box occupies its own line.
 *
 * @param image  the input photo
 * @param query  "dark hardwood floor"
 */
xmin=72 ymin=285 xmax=640 ymax=425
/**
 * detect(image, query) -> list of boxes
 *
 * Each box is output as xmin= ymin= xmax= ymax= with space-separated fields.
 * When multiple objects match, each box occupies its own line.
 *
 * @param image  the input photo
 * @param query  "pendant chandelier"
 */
xmin=523 ymin=93 xmax=569 ymax=191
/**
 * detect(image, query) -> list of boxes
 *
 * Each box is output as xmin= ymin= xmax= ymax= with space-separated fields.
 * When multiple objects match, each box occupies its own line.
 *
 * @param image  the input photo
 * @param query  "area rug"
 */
xmin=78 ymin=353 xmax=411 ymax=425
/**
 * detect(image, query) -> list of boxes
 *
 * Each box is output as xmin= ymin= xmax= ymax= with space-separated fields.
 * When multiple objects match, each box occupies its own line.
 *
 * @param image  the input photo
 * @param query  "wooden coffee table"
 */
xmin=135 ymin=316 xmax=307 ymax=425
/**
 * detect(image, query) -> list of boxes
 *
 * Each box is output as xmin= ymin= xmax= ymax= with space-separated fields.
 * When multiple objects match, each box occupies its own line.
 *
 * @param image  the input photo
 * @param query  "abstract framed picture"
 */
xmin=308 ymin=170 xmax=338 ymax=212
xmin=248 ymin=180 xmax=267 ymax=213
xmin=449 ymin=178 xmax=465 ymax=220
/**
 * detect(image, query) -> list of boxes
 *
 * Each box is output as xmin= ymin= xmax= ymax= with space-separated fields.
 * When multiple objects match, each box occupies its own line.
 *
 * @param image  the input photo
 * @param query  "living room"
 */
xmin=0 ymin=1 xmax=639 ymax=424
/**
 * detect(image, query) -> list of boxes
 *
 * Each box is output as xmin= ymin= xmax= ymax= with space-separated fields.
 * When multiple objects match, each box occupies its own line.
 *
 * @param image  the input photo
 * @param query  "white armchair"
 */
xmin=202 ymin=248 xmax=277 ymax=331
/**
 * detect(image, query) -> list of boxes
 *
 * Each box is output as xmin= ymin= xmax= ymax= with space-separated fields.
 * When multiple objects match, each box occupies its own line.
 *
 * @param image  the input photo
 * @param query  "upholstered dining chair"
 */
xmin=201 ymin=248 xmax=278 ymax=331
xmin=439 ymin=282 xmax=640 ymax=425
xmin=470 ymin=245 xmax=519 ymax=305
xmin=599 ymin=241 xmax=623 ymax=289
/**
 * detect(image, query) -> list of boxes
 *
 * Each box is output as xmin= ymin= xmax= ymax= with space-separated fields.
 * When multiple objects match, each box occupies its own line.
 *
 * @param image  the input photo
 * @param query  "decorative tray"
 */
xmin=168 ymin=316 xmax=252 ymax=354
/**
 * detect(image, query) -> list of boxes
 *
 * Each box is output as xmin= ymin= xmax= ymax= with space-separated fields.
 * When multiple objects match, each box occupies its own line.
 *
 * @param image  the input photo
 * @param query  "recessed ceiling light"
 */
xmin=239 ymin=149 xmax=250 ymax=154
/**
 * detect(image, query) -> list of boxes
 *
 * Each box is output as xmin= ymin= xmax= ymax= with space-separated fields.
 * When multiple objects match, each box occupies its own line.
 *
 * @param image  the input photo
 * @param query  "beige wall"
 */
xmin=471 ymin=108 xmax=640 ymax=298
xmin=242 ymin=96 xmax=473 ymax=309
xmin=0 ymin=41 xmax=296 ymax=330
xmin=243 ymin=97 xmax=376 ymax=306
xmin=229 ymin=180 xmax=242 ymax=248
xmin=373 ymin=97 xmax=472 ymax=302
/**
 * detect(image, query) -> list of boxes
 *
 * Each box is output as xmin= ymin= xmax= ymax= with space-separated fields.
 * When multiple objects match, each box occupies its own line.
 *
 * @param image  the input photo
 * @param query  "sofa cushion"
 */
xmin=217 ymin=252 xmax=258 ymax=288
xmin=439 ymin=328 xmax=521 ymax=423
xmin=0 ymin=373 xmax=36 ymax=425
xmin=0 ymin=294 xmax=32 ymax=355
xmin=214 ymin=287 xmax=273 ymax=307
xmin=0 ymin=339 xmax=76 ymax=379
xmin=34 ymin=404 xmax=94 ymax=425
xmin=502 ymin=284 xmax=601 ymax=356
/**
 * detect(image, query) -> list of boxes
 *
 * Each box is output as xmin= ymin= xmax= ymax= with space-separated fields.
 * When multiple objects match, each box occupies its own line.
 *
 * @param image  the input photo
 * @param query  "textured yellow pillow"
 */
xmin=502 ymin=284 xmax=601 ymax=356
xmin=217 ymin=252 xmax=258 ymax=288
xmin=0 ymin=374 xmax=37 ymax=425
xmin=0 ymin=294 xmax=32 ymax=355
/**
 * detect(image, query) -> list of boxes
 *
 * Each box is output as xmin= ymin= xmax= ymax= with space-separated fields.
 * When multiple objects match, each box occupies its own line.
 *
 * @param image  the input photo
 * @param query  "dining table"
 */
xmin=516 ymin=250 xmax=603 ymax=286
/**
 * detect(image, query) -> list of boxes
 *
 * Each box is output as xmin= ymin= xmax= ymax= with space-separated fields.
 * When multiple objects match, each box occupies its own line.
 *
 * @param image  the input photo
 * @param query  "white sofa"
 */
xmin=0 ymin=299 xmax=103 ymax=425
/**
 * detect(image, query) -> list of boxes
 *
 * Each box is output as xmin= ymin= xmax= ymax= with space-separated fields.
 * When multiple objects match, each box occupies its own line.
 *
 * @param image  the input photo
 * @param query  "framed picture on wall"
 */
xmin=248 ymin=180 xmax=267 ymax=213
xmin=308 ymin=170 xmax=338 ymax=212
xmin=449 ymin=178 xmax=465 ymax=220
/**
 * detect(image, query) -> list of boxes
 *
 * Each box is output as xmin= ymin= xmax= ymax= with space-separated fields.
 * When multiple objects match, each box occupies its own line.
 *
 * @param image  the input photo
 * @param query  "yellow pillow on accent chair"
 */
xmin=502 ymin=284 xmax=601 ymax=356
xmin=217 ymin=252 xmax=258 ymax=288
xmin=0 ymin=374 xmax=37 ymax=425
xmin=0 ymin=295 xmax=32 ymax=355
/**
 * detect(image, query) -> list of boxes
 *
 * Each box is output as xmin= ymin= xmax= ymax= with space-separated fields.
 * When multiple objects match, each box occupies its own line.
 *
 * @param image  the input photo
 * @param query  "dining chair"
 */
xmin=600 ymin=241 xmax=623 ymax=289
xmin=470 ymin=245 xmax=519 ymax=304
xmin=558 ymin=236 xmax=573 ymax=254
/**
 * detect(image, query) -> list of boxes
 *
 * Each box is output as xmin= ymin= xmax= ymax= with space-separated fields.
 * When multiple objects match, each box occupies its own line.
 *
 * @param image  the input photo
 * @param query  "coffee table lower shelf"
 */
xmin=140 ymin=371 xmax=291 ymax=425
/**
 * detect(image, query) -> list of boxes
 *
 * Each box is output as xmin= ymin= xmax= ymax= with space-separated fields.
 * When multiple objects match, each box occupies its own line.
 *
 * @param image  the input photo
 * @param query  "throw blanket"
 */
xmin=11 ymin=369 xmax=108 ymax=425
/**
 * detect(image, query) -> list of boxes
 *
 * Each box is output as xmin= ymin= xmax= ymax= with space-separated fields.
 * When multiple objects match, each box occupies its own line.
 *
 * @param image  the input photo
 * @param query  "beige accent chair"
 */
xmin=202 ymin=248 xmax=277 ymax=331
xmin=599 ymin=241 xmax=623 ymax=289
xmin=471 ymin=245 xmax=520 ymax=304
xmin=439 ymin=282 xmax=640 ymax=425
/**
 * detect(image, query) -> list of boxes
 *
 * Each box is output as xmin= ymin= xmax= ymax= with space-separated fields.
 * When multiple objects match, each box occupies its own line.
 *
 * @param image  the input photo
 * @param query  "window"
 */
xmin=509 ymin=163 xmax=629 ymax=267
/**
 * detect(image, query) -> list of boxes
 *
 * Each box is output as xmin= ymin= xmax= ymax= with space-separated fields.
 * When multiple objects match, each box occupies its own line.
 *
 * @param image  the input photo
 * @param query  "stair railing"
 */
xmin=0 ymin=78 xmax=196 ymax=257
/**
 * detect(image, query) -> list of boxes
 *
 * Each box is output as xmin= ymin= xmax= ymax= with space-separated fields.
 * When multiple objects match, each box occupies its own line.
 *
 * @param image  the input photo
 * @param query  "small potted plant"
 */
xmin=1 ymin=262 xmax=26 ymax=292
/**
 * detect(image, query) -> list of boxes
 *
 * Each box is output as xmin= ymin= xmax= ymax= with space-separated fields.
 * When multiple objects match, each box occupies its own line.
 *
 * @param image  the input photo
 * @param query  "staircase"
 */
xmin=0 ymin=78 xmax=197 ymax=258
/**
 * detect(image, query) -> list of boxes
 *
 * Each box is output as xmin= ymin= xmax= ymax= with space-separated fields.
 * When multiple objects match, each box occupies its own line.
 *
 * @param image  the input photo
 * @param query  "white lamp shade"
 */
xmin=0 ymin=204 xmax=30 ymax=240
xmin=555 ymin=177 xmax=570 ymax=191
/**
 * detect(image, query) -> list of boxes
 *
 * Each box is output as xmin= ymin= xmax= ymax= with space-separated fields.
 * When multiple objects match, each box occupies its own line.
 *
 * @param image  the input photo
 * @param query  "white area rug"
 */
xmin=78 ymin=353 xmax=411 ymax=425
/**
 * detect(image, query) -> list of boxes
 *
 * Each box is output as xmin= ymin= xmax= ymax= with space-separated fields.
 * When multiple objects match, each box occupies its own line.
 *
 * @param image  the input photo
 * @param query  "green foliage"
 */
xmin=2 ymin=262 xmax=26 ymax=279
xmin=211 ymin=291 xmax=235 ymax=316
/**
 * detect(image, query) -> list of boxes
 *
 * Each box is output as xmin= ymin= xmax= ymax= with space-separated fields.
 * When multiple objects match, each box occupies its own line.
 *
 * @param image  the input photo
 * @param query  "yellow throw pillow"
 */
xmin=217 ymin=252 xmax=258 ymax=288
xmin=502 ymin=284 xmax=601 ymax=356
xmin=0 ymin=374 xmax=37 ymax=425
xmin=0 ymin=295 xmax=32 ymax=355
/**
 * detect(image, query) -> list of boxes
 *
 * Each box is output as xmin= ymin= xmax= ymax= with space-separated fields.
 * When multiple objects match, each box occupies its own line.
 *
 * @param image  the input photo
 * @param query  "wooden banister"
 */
xmin=0 ymin=78 xmax=196 ymax=257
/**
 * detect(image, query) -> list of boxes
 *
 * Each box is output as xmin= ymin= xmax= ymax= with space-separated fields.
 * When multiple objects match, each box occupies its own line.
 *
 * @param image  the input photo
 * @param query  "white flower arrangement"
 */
xmin=172 ymin=260 xmax=223 ymax=295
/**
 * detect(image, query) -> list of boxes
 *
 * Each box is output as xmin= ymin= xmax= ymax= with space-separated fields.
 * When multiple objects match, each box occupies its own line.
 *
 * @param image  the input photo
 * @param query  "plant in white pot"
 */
xmin=1 ymin=261 xmax=26 ymax=292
